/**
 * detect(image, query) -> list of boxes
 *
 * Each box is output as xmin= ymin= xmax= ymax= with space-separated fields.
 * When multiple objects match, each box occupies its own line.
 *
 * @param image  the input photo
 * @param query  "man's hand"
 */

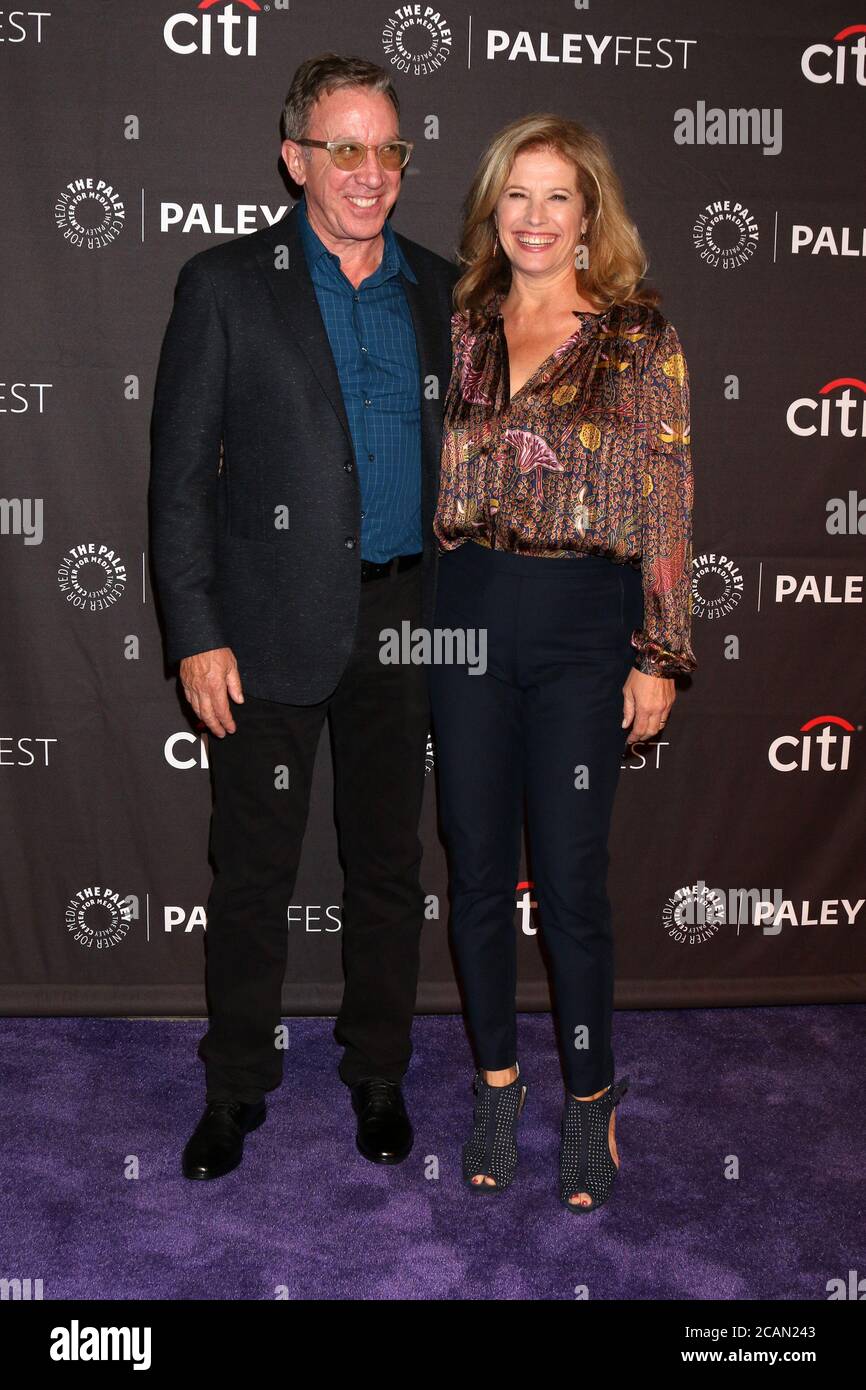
xmin=622 ymin=668 xmax=675 ymax=745
xmin=179 ymin=647 xmax=244 ymax=737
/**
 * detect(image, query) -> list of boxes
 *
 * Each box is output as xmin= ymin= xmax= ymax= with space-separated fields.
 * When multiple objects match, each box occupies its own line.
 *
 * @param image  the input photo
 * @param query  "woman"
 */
xmin=429 ymin=114 xmax=696 ymax=1212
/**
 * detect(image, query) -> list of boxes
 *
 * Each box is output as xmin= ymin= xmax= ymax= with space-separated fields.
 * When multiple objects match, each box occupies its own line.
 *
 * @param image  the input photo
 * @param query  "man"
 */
xmin=149 ymin=53 xmax=459 ymax=1179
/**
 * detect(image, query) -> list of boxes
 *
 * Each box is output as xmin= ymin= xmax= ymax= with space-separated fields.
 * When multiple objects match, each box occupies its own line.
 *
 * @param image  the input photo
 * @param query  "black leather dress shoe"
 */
xmin=182 ymin=1099 xmax=267 ymax=1180
xmin=351 ymin=1078 xmax=413 ymax=1165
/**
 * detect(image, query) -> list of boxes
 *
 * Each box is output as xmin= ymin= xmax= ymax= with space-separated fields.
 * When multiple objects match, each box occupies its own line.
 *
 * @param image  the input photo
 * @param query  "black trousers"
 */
xmin=199 ymin=562 xmax=429 ymax=1101
xmin=428 ymin=541 xmax=643 ymax=1095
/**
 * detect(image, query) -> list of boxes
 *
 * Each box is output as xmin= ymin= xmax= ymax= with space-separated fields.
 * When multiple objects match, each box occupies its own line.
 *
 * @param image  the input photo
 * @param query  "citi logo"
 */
xmin=164 ymin=0 xmax=263 ymax=57
xmin=768 ymin=715 xmax=856 ymax=773
xmin=516 ymin=881 xmax=537 ymax=935
xmin=787 ymin=378 xmax=866 ymax=437
xmin=802 ymin=24 xmax=866 ymax=85
xmin=164 ymin=728 xmax=209 ymax=769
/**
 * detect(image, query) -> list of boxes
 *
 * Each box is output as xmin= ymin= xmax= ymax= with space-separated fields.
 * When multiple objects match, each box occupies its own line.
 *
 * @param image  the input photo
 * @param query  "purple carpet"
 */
xmin=0 ymin=1007 xmax=862 ymax=1300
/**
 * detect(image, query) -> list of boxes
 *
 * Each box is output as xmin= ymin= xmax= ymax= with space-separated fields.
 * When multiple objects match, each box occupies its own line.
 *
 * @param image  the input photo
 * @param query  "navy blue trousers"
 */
xmin=428 ymin=540 xmax=643 ymax=1095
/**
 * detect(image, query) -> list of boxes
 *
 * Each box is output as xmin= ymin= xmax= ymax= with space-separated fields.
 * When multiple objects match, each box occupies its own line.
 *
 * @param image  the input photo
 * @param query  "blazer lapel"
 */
xmin=252 ymin=202 xmax=353 ymax=449
xmin=253 ymin=203 xmax=449 ymax=510
xmin=398 ymin=262 xmax=449 ymax=549
xmin=398 ymin=260 xmax=446 ymax=478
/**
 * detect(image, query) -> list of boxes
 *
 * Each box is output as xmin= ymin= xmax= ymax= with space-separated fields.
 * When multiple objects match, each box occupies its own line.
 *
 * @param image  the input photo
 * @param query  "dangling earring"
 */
xmin=491 ymin=230 xmax=499 ymax=257
xmin=574 ymin=224 xmax=589 ymax=271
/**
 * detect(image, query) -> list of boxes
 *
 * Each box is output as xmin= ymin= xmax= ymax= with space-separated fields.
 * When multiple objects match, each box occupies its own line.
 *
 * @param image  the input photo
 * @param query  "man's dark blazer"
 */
xmin=148 ymin=198 xmax=460 ymax=704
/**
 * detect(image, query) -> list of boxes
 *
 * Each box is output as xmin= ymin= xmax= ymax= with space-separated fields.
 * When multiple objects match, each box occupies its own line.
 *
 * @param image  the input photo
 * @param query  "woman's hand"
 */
xmin=622 ymin=668 xmax=675 ymax=745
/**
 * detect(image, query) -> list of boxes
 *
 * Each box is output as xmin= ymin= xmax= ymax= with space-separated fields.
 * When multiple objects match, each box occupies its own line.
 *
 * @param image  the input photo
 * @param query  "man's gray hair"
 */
xmin=280 ymin=52 xmax=401 ymax=144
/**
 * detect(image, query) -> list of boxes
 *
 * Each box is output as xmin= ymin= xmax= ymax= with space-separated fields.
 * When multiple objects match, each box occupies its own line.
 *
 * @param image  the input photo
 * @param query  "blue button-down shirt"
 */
xmin=297 ymin=194 xmax=422 ymax=563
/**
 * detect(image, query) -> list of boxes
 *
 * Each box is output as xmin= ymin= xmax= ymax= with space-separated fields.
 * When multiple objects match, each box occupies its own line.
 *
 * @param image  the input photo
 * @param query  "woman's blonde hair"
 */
xmin=454 ymin=113 xmax=660 ymax=324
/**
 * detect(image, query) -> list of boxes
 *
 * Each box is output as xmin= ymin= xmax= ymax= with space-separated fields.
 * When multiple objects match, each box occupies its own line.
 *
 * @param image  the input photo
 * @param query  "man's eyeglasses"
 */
xmin=294 ymin=138 xmax=414 ymax=172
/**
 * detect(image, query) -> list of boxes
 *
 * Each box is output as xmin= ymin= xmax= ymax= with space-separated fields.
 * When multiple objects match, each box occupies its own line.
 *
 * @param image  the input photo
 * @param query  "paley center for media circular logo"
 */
xmin=66 ymin=887 xmax=133 ymax=950
xmin=54 ymin=177 xmax=126 ymax=249
xmin=663 ymin=883 xmax=726 ymax=946
xmin=691 ymin=552 xmax=745 ymax=622
xmin=57 ymin=542 xmax=127 ymax=611
xmin=382 ymin=5 xmax=452 ymax=76
xmin=693 ymin=197 xmax=758 ymax=270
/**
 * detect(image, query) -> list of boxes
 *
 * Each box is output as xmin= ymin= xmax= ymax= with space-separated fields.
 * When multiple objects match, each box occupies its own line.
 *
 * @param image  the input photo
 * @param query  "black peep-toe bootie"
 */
xmin=559 ymin=1076 xmax=630 ymax=1214
xmin=462 ymin=1067 xmax=527 ymax=1193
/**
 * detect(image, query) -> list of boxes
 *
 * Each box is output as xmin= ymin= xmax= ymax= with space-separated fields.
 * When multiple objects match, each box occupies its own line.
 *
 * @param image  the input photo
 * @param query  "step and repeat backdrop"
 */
xmin=1 ymin=1 xmax=864 ymax=1015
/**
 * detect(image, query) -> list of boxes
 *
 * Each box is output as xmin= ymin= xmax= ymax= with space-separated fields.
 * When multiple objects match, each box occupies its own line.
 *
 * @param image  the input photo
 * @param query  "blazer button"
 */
xmin=344 ymin=537 xmax=357 ymax=549
xmin=344 ymin=459 xmax=354 ymax=472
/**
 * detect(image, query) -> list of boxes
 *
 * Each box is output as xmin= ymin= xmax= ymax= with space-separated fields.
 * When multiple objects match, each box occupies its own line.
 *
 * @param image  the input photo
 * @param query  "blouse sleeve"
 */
xmin=631 ymin=320 xmax=697 ymax=678
xmin=444 ymin=309 xmax=469 ymax=415
xmin=449 ymin=309 xmax=468 ymax=365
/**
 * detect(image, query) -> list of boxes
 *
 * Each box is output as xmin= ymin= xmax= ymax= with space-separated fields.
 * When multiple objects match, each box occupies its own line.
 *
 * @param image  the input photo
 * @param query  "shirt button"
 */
xmin=353 ymin=294 xmax=360 ymax=303
xmin=360 ymin=510 xmax=366 ymax=519
xmin=360 ymin=345 xmax=368 ymax=353
xmin=368 ymin=452 xmax=375 ymax=461
xmin=344 ymin=537 xmax=356 ymax=549
xmin=363 ymin=399 xmax=371 ymax=407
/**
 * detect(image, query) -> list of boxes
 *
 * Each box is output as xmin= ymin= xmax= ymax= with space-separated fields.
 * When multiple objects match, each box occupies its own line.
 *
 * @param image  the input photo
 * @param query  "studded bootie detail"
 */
xmin=462 ymin=1068 xmax=527 ymax=1193
xmin=559 ymin=1076 xmax=629 ymax=1213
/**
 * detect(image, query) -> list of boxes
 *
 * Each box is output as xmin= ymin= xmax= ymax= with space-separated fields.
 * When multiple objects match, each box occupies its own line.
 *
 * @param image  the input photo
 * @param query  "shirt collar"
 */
xmin=297 ymin=193 xmax=417 ymax=285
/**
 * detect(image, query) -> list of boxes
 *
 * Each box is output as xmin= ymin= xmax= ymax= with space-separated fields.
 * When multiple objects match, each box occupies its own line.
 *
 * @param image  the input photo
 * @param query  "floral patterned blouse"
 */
xmin=433 ymin=289 xmax=697 ymax=678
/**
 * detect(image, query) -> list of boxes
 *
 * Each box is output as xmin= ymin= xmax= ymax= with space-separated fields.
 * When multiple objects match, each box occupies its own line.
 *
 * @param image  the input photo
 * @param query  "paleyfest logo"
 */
xmin=54 ymin=178 xmax=125 ymax=250
xmin=693 ymin=197 xmax=758 ymax=269
xmin=382 ymin=5 xmax=452 ymax=76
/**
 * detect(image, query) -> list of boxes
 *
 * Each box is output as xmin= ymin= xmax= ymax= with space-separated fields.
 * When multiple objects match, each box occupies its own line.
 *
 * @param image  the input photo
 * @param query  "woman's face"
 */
xmin=494 ymin=146 xmax=588 ymax=281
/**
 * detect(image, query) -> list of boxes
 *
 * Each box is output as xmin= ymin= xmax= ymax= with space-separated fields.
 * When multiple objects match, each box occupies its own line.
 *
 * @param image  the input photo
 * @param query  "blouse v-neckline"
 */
xmin=492 ymin=296 xmax=610 ymax=405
